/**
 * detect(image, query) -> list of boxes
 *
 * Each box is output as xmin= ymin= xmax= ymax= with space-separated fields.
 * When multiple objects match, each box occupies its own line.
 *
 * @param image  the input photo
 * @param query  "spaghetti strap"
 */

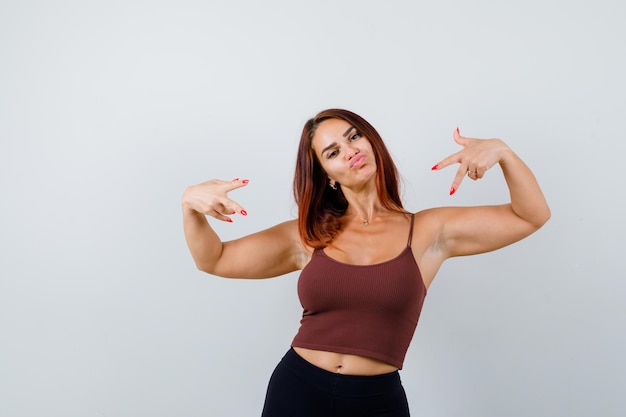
xmin=406 ymin=213 xmax=416 ymax=247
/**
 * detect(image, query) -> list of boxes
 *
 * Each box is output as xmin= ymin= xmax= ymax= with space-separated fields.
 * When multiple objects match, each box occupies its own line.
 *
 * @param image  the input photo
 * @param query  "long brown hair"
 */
xmin=293 ymin=109 xmax=405 ymax=248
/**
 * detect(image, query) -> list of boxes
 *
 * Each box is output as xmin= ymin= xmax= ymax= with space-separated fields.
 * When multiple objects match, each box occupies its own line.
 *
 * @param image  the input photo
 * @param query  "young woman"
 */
xmin=182 ymin=109 xmax=550 ymax=416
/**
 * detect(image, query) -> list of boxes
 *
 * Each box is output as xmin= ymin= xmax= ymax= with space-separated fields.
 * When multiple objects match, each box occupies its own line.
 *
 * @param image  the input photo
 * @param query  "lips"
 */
xmin=350 ymin=154 xmax=366 ymax=168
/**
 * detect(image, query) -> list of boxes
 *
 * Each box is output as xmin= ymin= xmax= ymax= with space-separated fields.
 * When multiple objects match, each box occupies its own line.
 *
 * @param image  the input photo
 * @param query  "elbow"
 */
xmin=514 ymin=202 xmax=551 ymax=232
xmin=540 ymin=202 xmax=552 ymax=226
xmin=531 ymin=205 xmax=551 ymax=230
xmin=190 ymin=248 xmax=223 ymax=276
xmin=194 ymin=260 xmax=217 ymax=275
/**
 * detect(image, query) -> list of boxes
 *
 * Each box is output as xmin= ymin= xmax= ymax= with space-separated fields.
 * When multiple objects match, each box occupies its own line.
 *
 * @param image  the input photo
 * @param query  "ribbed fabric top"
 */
xmin=291 ymin=217 xmax=427 ymax=369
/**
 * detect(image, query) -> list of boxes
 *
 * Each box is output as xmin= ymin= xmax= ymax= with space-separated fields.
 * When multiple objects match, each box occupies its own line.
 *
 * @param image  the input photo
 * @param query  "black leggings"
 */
xmin=261 ymin=348 xmax=410 ymax=417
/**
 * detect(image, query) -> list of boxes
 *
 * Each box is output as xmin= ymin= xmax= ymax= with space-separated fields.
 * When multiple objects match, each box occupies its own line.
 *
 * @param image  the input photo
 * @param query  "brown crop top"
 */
xmin=291 ymin=214 xmax=427 ymax=369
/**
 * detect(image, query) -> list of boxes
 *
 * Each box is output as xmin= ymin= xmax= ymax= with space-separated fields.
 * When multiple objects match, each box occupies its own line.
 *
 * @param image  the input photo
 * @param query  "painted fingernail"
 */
xmin=242 ymin=179 xmax=249 ymax=184
xmin=456 ymin=127 xmax=460 ymax=135
xmin=226 ymin=218 xmax=233 ymax=223
xmin=232 ymin=178 xmax=239 ymax=181
xmin=240 ymin=209 xmax=247 ymax=216
xmin=449 ymin=187 xmax=456 ymax=195
xmin=431 ymin=164 xmax=439 ymax=170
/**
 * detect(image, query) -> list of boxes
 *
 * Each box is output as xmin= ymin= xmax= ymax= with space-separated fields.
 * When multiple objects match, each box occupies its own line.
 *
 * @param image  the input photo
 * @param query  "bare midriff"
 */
xmin=293 ymin=347 xmax=398 ymax=376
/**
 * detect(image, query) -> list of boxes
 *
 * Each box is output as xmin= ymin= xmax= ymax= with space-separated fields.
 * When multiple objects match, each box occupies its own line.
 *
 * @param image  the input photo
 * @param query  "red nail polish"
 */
xmin=242 ymin=179 xmax=249 ymax=184
xmin=240 ymin=209 xmax=247 ymax=216
xmin=431 ymin=164 xmax=439 ymax=170
xmin=232 ymin=178 xmax=239 ymax=181
xmin=226 ymin=218 xmax=233 ymax=223
xmin=456 ymin=127 xmax=460 ymax=135
xmin=449 ymin=187 xmax=456 ymax=195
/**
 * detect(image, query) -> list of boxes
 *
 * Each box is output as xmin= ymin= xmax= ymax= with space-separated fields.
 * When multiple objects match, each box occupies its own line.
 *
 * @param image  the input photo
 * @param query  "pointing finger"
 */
xmin=223 ymin=178 xmax=250 ymax=192
xmin=449 ymin=164 xmax=469 ymax=196
xmin=212 ymin=209 xmax=235 ymax=223
xmin=217 ymin=196 xmax=247 ymax=218
xmin=431 ymin=150 xmax=462 ymax=171
xmin=431 ymin=128 xmax=468 ymax=171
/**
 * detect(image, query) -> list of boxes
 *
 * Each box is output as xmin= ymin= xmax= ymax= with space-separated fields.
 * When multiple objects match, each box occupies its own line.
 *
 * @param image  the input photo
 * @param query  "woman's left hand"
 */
xmin=431 ymin=128 xmax=510 ymax=195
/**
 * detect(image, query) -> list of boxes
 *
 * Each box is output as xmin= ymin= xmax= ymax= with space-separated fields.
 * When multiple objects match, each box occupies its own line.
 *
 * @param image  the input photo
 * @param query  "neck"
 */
xmin=340 ymin=181 xmax=383 ymax=226
xmin=345 ymin=201 xmax=383 ymax=227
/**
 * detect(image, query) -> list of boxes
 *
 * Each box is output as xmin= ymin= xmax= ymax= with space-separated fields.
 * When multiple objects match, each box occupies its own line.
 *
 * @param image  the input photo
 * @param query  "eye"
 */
xmin=327 ymin=149 xmax=338 ymax=159
xmin=349 ymin=132 xmax=361 ymax=141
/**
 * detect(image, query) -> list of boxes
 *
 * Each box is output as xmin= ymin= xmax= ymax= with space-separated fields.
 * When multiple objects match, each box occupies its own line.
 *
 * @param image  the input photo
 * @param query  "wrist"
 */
xmin=495 ymin=139 xmax=514 ymax=165
xmin=181 ymin=187 xmax=199 ymax=212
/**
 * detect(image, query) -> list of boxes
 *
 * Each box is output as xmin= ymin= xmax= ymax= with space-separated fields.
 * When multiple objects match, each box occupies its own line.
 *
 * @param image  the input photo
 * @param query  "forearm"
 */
xmin=499 ymin=147 xmax=551 ymax=228
xmin=182 ymin=206 xmax=223 ymax=272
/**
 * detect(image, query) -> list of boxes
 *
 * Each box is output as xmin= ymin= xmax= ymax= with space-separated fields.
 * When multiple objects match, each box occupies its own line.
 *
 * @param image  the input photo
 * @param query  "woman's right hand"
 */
xmin=182 ymin=178 xmax=249 ymax=222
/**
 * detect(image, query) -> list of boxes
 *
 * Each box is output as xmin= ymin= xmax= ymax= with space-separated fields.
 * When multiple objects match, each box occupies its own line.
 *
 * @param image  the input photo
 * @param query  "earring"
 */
xmin=329 ymin=180 xmax=337 ymax=190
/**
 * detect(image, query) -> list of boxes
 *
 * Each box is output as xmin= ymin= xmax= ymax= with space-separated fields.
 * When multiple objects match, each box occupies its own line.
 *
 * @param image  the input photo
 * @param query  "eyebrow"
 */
xmin=321 ymin=142 xmax=338 ymax=156
xmin=342 ymin=125 xmax=355 ymax=137
xmin=320 ymin=125 xmax=356 ymax=156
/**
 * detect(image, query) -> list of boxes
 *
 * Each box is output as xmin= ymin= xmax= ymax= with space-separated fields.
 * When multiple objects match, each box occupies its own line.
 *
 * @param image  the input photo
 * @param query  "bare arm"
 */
xmin=182 ymin=179 xmax=305 ymax=278
xmin=430 ymin=129 xmax=551 ymax=258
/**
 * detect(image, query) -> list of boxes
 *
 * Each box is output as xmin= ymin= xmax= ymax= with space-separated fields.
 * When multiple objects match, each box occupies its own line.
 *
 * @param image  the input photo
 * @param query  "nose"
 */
xmin=346 ymin=145 xmax=359 ymax=158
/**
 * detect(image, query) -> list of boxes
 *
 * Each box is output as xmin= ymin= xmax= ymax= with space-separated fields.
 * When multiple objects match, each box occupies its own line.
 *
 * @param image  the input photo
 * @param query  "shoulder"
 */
xmin=409 ymin=208 xmax=449 ymax=250
xmin=411 ymin=206 xmax=472 ymax=243
xmin=217 ymin=219 xmax=312 ymax=277
xmin=412 ymin=206 xmax=465 ymax=227
xmin=233 ymin=219 xmax=303 ymax=253
xmin=260 ymin=219 xmax=301 ymax=244
xmin=272 ymin=218 xmax=299 ymax=233
xmin=412 ymin=208 xmax=445 ymax=229
xmin=408 ymin=209 xmax=450 ymax=286
xmin=271 ymin=219 xmax=314 ymax=268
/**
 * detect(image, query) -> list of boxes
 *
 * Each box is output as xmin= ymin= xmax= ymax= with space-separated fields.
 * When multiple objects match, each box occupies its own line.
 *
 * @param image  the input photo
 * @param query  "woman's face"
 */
xmin=311 ymin=118 xmax=377 ymax=190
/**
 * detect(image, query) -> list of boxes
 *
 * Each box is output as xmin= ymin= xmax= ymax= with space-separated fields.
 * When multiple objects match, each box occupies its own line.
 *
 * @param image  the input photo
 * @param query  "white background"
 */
xmin=1 ymin=0 xmax=624 ymax=416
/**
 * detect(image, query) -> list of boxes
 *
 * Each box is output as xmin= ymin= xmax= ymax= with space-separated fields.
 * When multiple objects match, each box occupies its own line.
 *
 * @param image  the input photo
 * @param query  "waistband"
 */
xmin=281 ymin=348 xmax=402 ymax=397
